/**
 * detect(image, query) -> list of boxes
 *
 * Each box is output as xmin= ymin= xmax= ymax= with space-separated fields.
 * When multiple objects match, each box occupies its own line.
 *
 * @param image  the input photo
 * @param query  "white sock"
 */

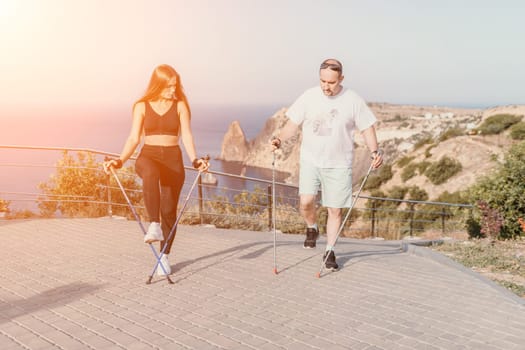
xmin=325 ymin=245 xmax=334 ymax=252
xmin=308 ymin=223 xmax=318 ymax=230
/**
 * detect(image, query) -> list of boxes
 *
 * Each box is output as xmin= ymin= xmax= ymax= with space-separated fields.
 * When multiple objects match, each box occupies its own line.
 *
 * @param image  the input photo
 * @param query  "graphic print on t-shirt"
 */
xmin=312 ymin=108 xmax=339 ymax=136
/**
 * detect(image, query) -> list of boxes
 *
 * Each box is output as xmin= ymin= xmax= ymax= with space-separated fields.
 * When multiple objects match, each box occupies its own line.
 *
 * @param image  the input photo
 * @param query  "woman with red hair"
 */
xmin=104 ymin=64 xmax=208 ymax=276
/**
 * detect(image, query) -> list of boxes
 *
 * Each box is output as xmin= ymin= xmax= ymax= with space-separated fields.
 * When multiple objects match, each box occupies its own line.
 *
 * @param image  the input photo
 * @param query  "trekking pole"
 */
xmin=107 ymin=165 xmax=173 ymax=283
xmin=272 ymin=150 xmax=278 ymax=275
xmin=146 ymin=167 xmax=203 ymax=284
xmin=316 ymin=162 xmax=374 ymax=278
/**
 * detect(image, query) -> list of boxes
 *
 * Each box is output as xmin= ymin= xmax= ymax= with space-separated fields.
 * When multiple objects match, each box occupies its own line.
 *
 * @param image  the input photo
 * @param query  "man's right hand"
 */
xmin=270 ymin=137 xmax=281 ymax=151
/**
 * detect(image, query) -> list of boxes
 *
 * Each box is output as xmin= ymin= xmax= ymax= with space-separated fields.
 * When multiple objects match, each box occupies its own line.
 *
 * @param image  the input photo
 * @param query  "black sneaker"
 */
xmin=303 ymin=227 xmax=319 ymax=249
xmin=323 ymin=250 xmax=339 ymax=271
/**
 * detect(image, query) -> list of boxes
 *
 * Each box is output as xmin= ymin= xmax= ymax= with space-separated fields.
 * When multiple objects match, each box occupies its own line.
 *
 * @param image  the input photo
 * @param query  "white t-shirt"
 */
xmin=286 ymin=86 xmax=377 ymax=168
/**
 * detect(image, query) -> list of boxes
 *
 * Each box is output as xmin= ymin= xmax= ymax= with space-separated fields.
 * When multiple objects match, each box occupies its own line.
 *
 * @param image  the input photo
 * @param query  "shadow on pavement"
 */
xmin=0 ymin=282 xmax=104 ymax=324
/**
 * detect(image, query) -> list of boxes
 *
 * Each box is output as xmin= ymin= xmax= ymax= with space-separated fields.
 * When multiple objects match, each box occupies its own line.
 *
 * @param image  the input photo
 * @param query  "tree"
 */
xmin=38 ymin=151 xmax=142 ymax=218
xmin=468 ymin=141 xmax=525 ymax=238
xmin=0 ymin=198 xmax=10 ymax=216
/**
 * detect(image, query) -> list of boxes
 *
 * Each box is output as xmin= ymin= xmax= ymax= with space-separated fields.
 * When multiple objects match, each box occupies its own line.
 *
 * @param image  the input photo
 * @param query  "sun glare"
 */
xmin=0 ymin=0 xmax=42 ymax=32
xmin=0 ymin=0 xmax=17 ymax=18
xmin=0 ymin=0 xmax=29 ymax=34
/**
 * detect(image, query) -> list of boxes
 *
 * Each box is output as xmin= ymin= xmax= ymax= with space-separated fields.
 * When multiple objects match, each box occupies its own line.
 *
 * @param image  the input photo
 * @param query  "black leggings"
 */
xmin=135 ymin=145 xmax=185 ymax=254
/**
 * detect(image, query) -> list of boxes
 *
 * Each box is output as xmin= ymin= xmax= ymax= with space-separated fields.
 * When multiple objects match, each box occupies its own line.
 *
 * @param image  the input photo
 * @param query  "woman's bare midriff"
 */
xmin=144 ymin=134 xmax=179 ymax=146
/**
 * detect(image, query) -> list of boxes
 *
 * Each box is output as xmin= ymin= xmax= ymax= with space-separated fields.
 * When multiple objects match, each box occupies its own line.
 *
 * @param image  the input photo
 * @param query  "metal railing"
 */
xmin=0 ymin=145 xmax=473 ymax=238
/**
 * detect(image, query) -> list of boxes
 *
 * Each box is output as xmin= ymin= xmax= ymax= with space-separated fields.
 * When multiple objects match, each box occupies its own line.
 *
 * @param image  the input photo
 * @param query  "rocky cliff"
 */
xmin=243 ymin=108 xmax=302 ymax=182
xmin=218 ymin=106 xmax=408 ymax=185
xmin=219 ymin=103 xmax=525 ymax=199
xmin=219 ymin=120 xmax=249 ymax=162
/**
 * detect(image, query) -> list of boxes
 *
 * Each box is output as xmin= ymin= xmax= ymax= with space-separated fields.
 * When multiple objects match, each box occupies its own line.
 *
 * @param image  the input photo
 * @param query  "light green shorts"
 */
xmin=299 ymin=160 xmax=353 ymax=208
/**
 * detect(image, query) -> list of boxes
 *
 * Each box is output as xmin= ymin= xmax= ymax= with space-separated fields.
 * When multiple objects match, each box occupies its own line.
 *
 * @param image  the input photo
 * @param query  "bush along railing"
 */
xmin=362 ymin=196 xmax=472 ymax=239
xmin=1 ymin=145 xmax=473 ymax=239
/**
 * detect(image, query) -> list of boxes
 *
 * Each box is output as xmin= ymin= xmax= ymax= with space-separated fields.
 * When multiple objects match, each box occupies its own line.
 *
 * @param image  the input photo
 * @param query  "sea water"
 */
xmin=0 ymin=103 xmax=294 ymax=210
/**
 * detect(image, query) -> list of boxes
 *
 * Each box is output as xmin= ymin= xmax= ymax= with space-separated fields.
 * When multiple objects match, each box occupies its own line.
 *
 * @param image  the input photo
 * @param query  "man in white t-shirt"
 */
xmin=271 ymin=58 xmax=383 ymax=271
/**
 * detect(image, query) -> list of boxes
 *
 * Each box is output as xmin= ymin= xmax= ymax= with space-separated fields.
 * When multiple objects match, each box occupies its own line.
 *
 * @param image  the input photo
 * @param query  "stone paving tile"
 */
xmin=1 ymin=218 xmax=524 ymax=350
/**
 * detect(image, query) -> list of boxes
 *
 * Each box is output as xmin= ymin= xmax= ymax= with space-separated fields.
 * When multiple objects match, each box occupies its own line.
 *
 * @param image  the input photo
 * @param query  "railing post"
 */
xmin=441 ymin=206 xmax=446 ymax=235
xmin=267 ymin=184 xmax=272 ymax=231
xmin=409 ymin=203 xmax=415 ymax=237
xmin=370 ymin=200 xmax=376 ymax=238
xmin=106 ymin=174 xmax=112 ymax=218
xmin=198 ymin=173 xmax=203 ymax=225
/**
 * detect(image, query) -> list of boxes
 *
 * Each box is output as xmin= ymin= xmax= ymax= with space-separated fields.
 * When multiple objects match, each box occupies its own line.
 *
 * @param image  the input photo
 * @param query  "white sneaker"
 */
xmin=144 ymin=222 xmax=163 ymax=243
xmin=156 ymin=254 xmax=171 ymax=275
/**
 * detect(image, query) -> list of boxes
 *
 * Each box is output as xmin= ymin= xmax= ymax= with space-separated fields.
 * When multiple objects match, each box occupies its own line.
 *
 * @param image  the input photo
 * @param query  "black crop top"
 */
xmin=143 ymin=101 xmax=180 ymax=136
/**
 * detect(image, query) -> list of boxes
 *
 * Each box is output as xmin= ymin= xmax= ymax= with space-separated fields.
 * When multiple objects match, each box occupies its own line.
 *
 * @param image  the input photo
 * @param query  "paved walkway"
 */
xmin=0 ymin=218 xmax=524 ymax=350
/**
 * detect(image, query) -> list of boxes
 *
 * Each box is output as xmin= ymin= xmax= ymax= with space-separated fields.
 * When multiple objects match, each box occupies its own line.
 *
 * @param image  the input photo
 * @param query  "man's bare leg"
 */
xmin=300 ymin=194 xmax=319 ymax=248
xmin=326 ymin=207 xmax=342 ymax=247
xmin=324 ymin=207 xmax=341 ymax=270
xmin=299 ymin=194 xmax=317 ymax=226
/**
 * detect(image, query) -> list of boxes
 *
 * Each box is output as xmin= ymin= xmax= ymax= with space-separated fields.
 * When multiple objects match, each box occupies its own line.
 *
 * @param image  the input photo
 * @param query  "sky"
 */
xmin=0 ymin=0 xmax=524 ymax=119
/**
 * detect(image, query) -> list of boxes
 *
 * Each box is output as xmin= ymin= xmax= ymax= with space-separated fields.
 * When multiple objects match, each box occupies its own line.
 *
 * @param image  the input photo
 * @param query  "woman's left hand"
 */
xmin=193 ymin=157 xmax=210 ymax=172
xmin=102 ymin=158 xmax=122 ymax=174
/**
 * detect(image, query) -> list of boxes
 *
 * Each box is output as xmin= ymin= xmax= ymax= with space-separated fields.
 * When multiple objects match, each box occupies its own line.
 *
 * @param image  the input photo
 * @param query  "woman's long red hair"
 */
xmin=134 ymin=64 xmax=191 ymax=116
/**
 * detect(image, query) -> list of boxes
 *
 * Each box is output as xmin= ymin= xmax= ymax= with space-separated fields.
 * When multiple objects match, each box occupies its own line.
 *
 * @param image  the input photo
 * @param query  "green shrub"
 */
xmin=424 ymin=144 xmax=436 ymax=158
xmin=184 ymin=186 xmax=306 ymax=234
xmin=425 ymin=156 xmax=463 ymax=185
xmin=434 ymin=190 xmax=467 ymax=204
xmin=439 ymin=127 xmax=465 ymax=141
xmin=232 ymin=187 xmax=268 ymax=216
xmin=398 ymin=186 xmax=429 ymax=235
xmin=397 ymin=155 xmax=415 ymax=168
xmin=364 ymin=176 xmax=382 ymax=190
xmin=509 ymin=121 xmax=525 ymax=140
xmin=407 ymin=186 xmax=428 ymax=201
xmin=468 ymin=141 xmax=525 ymax=238
xmin=416 ymin=160 xmax=431 ymax=173
xmin=385 ymin=114 xmax=404 ymax=122
xmin=400 ymin=160 xmax=431 ymax=182
xmin=401 ymin=163 xmax=418 ymax=181
xmin=466 ymin=217 xmax=482 ymax=239
xmin=369 ymin=189 xmax=386 ymax=198
xmin=478 ymin=114 xmax=523 ymax=135
xmin=414 ymin=136 xmax=433 ymax=150
xmin=364 ymin=188 xmax=404 ymax=224
xmin=432 ymin=191 xmax=471 ymax=223
xmin=364 ymin=164 xmax=393 ymax=190
xmin=387 ymin=186 xmax=409 ymax=200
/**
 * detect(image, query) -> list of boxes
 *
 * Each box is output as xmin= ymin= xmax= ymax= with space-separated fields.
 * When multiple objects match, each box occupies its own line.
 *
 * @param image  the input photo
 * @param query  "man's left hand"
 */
xmin=371 ymin=150 xmax=384 ymax=169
